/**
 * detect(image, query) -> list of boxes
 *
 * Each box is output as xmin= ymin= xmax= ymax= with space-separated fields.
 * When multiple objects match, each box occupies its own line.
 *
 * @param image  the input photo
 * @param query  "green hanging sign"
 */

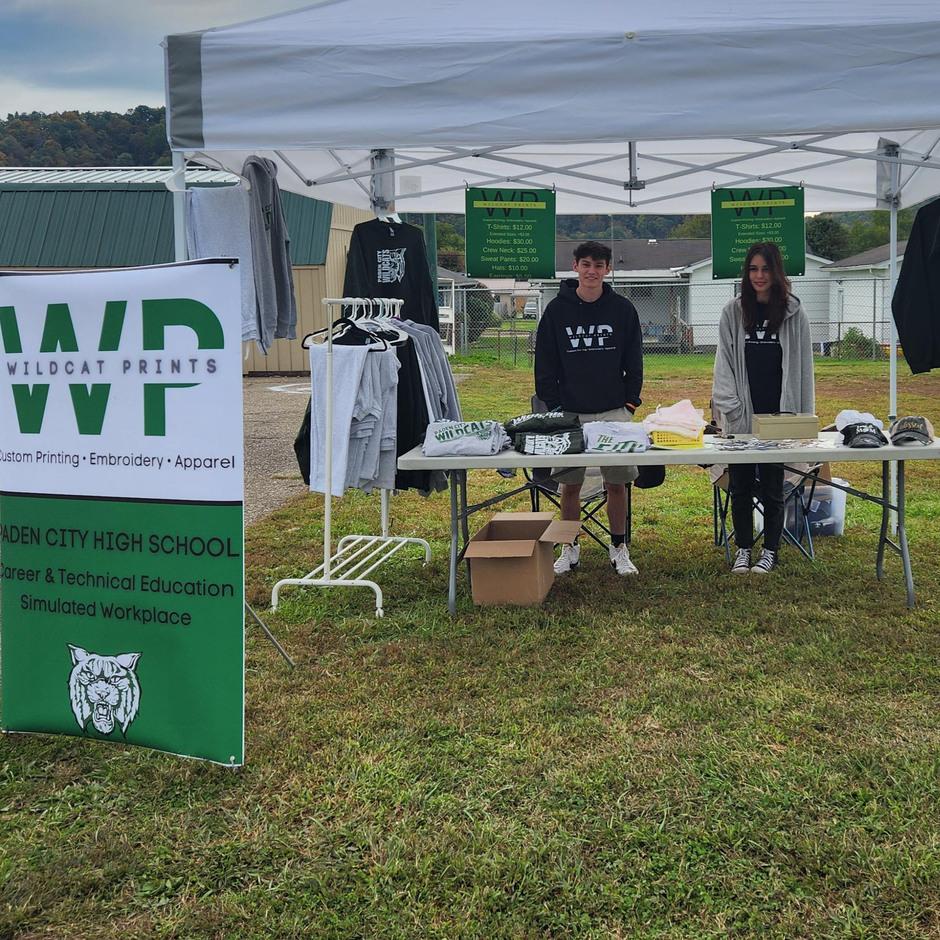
xmin=711 ymin=186 xmax=805 ymax=279
xmin=0 ymin=261 xmax=245 ymax=766
xmin=465 ymin=187 xmax=556 ymax=279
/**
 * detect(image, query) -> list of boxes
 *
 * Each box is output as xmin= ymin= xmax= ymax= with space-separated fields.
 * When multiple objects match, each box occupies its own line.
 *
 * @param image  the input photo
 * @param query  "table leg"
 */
xmin=459 ymin=471 xmax=471 ymax=550
xmin=898 ymin=461 xmax=915 ymax=608
xmin=876 ymin=460 xmax=890 ymax=579
xmin=448 ymin=471 xmax=459 ymax=615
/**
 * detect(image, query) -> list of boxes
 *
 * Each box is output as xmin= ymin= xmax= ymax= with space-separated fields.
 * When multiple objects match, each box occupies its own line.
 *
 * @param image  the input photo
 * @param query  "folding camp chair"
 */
xmin=714 ymin=464 xmax=822 ymax=562
xmin=525 ymin=465 xmax=629 ymax=548
xmin=520 ymin=395 xmax=650 ymax=547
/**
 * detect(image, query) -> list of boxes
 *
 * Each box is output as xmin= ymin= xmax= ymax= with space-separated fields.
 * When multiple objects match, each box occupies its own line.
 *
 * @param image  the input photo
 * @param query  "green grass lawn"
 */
xmin=2 ymin=363 xmax=940 ymax=938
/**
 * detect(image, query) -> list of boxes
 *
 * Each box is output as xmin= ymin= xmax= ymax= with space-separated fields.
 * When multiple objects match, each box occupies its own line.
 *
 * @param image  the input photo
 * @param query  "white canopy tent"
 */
xmin=163 ymin=0 xmax=940 ymax=420
xmin=164 ymin=0 xmax=940 ymax=213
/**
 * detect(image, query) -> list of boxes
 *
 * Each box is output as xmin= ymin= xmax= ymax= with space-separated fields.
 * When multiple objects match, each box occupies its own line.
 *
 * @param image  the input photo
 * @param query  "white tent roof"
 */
xmin=164 ymin=0 xmax=940 ymax=213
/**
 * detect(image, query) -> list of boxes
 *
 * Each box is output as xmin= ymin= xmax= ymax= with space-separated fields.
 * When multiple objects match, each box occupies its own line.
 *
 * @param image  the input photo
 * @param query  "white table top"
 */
xmin=398 ymin=432 xmax=940 ymax=470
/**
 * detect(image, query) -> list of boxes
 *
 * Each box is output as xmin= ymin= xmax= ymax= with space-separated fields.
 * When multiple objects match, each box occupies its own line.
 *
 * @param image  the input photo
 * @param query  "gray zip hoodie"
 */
xmin=712 ymin=295 xmax=815 ymax=434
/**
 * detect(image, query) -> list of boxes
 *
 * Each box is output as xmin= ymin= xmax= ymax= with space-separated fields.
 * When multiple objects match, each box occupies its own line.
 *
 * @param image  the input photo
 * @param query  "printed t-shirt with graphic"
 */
xmin=744 ymin=301 xmax=783 ymax=414
xmin=514 ymin=428 xmax=585 ymax=456
xmin=583 ymin=420 xmax=650 ymax=453
xmin=504 ymin=410 xmax=581 ymax=436
xmin=423 ymin=420 xmax=511 ymax=456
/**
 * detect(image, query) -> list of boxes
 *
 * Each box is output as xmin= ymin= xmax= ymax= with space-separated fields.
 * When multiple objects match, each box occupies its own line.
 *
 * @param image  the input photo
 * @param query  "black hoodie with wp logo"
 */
xmin=534 ymin=279 xmax=643 ymax=414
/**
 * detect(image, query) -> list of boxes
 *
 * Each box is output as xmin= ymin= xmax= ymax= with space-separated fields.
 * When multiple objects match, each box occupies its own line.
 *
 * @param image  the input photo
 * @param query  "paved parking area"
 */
xmin=242 ymin=370 xmax=470 ymax=525
xmin=243 ymin=376 xmax=309 ymax=525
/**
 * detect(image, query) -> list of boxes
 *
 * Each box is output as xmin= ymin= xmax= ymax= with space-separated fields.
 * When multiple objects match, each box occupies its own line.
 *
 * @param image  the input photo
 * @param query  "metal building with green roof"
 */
xmin=0 ymin=167 xmax=373 ymax=373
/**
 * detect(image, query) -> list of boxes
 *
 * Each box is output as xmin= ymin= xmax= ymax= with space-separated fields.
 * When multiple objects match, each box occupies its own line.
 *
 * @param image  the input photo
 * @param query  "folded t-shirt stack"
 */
xmin=504 ymin=410 xmax=581 ymax=435
xmin=514 ymin=428 xmax=585 ymax=456
xmin=504 ymin=410 xmax=584 ymax=456
xmin=423 ymin=420 xmax=511 ymax=456
xmin=642 ymin=399 xmax=706 ymax=440
xmin=583 ymin=421 xmax=650 ymax=453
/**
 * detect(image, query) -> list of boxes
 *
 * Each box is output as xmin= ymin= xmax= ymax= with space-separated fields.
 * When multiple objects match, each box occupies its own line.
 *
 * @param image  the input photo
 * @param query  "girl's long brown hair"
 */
xmin=740 ymin=242 xmax=790 ymax=332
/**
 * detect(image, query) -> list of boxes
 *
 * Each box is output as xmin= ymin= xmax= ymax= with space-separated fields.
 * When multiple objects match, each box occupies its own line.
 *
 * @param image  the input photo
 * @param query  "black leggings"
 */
xmin=728 ymin=463 xmax=785 ymax=552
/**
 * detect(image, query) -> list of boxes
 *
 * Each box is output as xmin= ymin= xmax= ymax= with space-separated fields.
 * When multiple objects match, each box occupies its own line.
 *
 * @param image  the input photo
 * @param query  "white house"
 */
xmin=821 ymin=241 xmax=906 ymax=345
xmin=534 ymin=239 xmax=832 ymax=351
xmin=678 ymin=252 xmax=833 ymax=349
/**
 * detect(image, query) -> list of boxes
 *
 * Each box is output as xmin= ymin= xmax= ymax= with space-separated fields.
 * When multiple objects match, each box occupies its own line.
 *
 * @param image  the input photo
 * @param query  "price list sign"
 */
xmin=465 ymin=188 xmax=556 ymax=279
xmin=711 ymin=186 xmax=805 ymax=279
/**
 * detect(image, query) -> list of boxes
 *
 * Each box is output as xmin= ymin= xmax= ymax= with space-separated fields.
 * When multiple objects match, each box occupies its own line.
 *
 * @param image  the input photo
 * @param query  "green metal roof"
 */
xmin=0 ymin=182 xmax=333 ymax=268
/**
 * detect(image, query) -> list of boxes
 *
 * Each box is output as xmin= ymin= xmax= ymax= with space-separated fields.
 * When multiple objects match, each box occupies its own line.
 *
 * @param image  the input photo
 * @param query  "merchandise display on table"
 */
xmin=399 ymin=431 xmax=940 ymax=613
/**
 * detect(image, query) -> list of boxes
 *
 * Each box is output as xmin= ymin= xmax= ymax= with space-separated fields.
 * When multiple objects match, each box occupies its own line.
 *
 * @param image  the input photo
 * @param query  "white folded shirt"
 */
xmin=583 ymin=421 xmax=650 ymax=453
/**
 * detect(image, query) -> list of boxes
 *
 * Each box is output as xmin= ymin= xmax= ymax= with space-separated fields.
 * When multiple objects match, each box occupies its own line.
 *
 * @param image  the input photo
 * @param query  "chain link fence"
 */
xmin=443 ymin=277 xmax=898 ymax=366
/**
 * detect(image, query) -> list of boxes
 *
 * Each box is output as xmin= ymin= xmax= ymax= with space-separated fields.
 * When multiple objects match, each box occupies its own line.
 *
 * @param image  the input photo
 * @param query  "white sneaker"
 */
xmin=609 ymin=542 xmax=638 ymax=576
xmin=750 ymin=548 xmax=778 ymax=574
xmin=554 ymin=542 xmax=581 ymax=575
xmin=731 ymin=547 xmax=751 ymax=574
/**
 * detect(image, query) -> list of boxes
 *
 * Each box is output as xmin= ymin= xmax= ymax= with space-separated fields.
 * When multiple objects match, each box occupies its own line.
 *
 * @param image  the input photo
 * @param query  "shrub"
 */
xmin=838 ymin=326 xmax=884 ymax=359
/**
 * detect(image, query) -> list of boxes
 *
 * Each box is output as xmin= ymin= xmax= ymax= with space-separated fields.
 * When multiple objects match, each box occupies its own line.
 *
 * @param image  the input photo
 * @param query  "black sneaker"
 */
xmin=750 ymin=549 xmax=778 ymax=574
xmin=731 ymin=548 xmax=751 ymax=574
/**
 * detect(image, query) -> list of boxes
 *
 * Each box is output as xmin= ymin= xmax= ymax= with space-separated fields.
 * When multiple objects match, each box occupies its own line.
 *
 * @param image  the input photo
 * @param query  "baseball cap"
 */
xmin=889 ymin=415 xmax=935 ymax=446
xmin=841 ymin=422 xmax=888 ymax=448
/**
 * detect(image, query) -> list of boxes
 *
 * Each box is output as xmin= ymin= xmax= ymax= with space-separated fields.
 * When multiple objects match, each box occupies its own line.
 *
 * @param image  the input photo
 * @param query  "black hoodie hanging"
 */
xmin=892 ymin=197 xmax=940 ymax=374
xmin=343 ymin=219 xmax=440 ymax=332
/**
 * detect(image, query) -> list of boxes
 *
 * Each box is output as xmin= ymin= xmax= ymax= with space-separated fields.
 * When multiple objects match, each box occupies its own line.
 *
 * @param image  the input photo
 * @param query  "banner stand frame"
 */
xmin=245 ymin=602 xmax=295 ymax=666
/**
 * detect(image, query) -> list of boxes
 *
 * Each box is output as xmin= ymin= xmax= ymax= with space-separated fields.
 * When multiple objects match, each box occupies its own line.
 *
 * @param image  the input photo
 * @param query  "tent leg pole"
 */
xmin=171 ymin=152 xmax=187 ymax=262
xmin=888 ymin=157 xmax=900 ymax=535
xmin=370 ymin=148 xmax=396 ymax=215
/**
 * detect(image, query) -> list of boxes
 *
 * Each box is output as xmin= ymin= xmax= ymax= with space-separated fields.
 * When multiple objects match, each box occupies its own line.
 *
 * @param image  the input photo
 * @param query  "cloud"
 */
xmin=6 ymin=1 xmax=313 ymax=35
xmin=0 ymin=1 xmax=312 ymax=115
xmin=0 ymin=77 xmax=163 ymax=118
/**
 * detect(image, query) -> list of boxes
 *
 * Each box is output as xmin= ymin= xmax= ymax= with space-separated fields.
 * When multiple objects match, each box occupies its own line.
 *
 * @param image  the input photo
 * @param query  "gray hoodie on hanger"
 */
xmin=242 ymin=155 xmax=297 ymax=352
xmin=712 ymin=294 xmax=815 ymax=434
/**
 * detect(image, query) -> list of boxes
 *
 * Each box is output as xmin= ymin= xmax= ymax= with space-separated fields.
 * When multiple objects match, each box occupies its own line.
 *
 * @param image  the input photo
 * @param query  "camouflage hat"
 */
xmin=889 ymin=415 xmax=935 ymax=446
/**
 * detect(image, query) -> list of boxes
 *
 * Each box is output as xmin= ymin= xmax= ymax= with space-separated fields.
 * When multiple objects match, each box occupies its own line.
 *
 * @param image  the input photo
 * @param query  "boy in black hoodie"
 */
xmin=534 ymin=241 xmax=643 ymax=576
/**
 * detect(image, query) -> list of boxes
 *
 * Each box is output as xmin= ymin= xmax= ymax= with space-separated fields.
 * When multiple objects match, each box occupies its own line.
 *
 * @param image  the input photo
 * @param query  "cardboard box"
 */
xmin=464 ymin=512 xmax=582 ymax=606
xmin=751 ymin=413 xmax=820 ymax=439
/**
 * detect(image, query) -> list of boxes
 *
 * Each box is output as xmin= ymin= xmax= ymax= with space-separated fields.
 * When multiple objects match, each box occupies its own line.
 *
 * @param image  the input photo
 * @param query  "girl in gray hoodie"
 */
xmin=712 ymin=242 xmax=815 ymax=574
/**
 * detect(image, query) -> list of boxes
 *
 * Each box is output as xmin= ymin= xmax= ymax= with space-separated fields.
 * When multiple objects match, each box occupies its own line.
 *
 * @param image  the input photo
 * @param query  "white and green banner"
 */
xmin=0 ymin=260 xmax=245 ymax=765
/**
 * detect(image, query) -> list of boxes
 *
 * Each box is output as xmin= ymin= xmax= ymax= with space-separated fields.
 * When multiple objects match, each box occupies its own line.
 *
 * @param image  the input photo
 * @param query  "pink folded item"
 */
xmin=642 ymin=399 xmax=706 ymax=437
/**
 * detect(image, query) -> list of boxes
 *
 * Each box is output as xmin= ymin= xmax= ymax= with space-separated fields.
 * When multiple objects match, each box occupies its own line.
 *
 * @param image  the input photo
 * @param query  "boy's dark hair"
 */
xmin=573 ymin=240 xmax=612 ymax=265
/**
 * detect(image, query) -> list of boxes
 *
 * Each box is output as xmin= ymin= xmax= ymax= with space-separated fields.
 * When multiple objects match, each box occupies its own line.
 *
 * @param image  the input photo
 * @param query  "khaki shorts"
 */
xmin=553 ymin=407 xmax=639 ymax=486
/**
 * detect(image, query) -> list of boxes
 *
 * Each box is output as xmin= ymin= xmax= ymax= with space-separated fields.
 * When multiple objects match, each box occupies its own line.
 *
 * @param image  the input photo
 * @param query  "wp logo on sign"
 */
xmin=0 ymin=299 xmax=223 ymax=436
xmin=566 ymin=324 xmax=613 ymax=349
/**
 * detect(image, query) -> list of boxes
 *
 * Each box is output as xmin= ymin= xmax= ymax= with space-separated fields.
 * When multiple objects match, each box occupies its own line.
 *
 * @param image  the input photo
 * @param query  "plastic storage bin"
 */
xmin=754 ymin=477 xmax=848 ymax=538
xmin=803 ymin=478 xmax=848 ymax=537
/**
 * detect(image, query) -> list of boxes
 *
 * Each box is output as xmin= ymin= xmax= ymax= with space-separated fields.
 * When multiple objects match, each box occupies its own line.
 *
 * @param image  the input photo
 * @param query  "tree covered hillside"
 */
xmin=0 ymin=106 xmax=169 ymax=167
xmin=0 ymin=106 xmax=915 ymax=263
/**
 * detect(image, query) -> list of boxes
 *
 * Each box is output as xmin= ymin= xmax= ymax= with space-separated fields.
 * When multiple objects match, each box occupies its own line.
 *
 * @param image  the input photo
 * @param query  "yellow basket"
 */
xmin=650 ymin=429 xmax=704 ymax=449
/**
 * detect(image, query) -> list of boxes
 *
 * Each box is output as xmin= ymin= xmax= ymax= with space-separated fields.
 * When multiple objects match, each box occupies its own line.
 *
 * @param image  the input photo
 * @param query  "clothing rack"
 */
xmin=271 ymin=297 xmax=430 ymax=616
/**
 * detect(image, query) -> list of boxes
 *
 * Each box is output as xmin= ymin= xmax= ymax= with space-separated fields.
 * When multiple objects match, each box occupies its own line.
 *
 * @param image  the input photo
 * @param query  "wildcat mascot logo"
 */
xmin=67 ymin=645 xmax=142 ymax=736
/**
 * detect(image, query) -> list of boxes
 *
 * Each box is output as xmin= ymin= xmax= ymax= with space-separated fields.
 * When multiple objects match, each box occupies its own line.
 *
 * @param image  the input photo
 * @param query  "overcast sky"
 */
xmin=0 ymin=1 xmax=310 ymax=115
